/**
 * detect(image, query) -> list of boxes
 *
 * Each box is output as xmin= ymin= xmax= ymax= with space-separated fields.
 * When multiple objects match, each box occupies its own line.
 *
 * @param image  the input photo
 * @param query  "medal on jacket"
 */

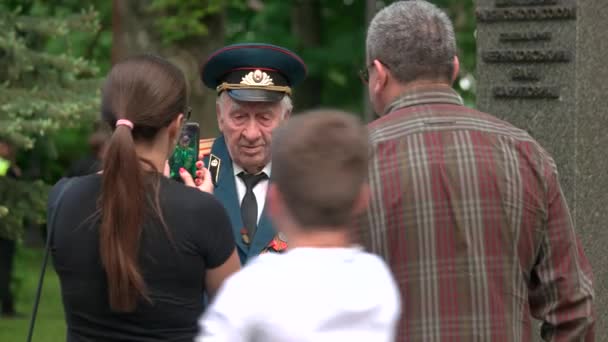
xmin=261 ymin=233 xmax=288 ymax=254
xmin=240 ymin=228 xmax=250 ymax=245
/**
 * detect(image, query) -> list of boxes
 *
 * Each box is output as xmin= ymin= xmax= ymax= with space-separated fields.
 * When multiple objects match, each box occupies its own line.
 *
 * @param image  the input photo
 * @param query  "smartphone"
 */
xmin=169 ymin=122 xmax=200 ymax=182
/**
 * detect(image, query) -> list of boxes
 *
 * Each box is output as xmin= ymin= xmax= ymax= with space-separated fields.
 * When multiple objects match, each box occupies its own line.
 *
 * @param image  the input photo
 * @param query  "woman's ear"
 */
xmin=168 ymin=113 xmax=185 ymax=142
xmin=352 ymin=183 xmax=370 ymax=216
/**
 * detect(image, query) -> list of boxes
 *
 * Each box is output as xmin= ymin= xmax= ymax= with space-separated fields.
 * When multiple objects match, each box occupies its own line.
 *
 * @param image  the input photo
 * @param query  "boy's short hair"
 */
xmin=271 ymin=110 xmax=369 ymax=228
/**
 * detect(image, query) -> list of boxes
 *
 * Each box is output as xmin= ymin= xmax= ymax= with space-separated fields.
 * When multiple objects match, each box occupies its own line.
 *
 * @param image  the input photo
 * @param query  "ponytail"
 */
xmin=99 ymin=123 xmax=149 ymax=312
xmin=97 ymin=54 xmax=189 ymax=312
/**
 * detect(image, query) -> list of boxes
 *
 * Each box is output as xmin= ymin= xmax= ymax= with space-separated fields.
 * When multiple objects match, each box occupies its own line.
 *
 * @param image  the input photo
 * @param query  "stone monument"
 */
xmin=475 ymin=0 xmax=607 ymax=338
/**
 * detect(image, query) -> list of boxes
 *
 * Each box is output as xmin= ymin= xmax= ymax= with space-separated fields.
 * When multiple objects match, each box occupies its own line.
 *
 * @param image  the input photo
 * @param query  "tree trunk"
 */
xmin=111 ymin=0 xmax=225 ymax=137
xmin=291 ymin=0 xmax=322 ymax=111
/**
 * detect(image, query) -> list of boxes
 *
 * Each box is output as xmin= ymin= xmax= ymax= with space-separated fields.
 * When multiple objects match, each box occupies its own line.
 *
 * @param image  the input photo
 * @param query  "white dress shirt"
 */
xmin=196 ymin=246 xmax=401 ymax=342
xmin=233 ymin=162 xmax=271 ymax=223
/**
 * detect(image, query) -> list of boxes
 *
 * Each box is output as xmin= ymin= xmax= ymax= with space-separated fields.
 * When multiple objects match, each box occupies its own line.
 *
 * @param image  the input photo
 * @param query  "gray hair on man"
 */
xmin=366 ymin=0 xmax=457 ymax=84
xmin=216 ymin=92 xmax=293 ymax=118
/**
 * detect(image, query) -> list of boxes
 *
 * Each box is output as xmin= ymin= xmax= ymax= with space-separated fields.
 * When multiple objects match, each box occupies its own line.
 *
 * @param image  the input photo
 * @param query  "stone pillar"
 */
xmin=475 ymin=0 xmax=606 ymax=337
xmin=574 ymin=0 xmax=608 ymax=335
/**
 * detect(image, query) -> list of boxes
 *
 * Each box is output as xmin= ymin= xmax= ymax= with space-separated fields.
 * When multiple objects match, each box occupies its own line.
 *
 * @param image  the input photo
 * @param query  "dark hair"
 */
xmin=271 ymin=110 xmax=369 ymax=228
xmin=89 ymin=123 xmax=111 ymax=155
xmin=99 ymin=54 xmax=188 ymax=312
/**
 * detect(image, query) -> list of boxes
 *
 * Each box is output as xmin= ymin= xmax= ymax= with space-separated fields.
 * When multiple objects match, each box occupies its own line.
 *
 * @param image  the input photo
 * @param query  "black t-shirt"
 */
xmin=66 ymin=155 xmax=102 ymax=177
xmin=49 ymin=174 xmax=235 ymax=342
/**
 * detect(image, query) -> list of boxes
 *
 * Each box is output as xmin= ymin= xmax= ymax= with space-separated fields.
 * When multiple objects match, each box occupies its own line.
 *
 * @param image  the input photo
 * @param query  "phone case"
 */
xmin=169 ymin=122 xmax=200 ymax=181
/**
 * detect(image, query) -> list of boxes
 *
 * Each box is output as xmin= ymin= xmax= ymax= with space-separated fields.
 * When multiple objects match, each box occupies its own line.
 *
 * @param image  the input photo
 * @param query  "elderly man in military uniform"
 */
xmin=198 ymin=43 xmax=306 ymax=265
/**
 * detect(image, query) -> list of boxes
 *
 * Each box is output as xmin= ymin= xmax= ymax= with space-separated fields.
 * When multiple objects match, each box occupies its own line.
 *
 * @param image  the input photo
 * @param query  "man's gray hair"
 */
xmin=216 ymin=92 xmax=293 ymax=118
xmin=366 ymin=0 xmax=457 ymax=84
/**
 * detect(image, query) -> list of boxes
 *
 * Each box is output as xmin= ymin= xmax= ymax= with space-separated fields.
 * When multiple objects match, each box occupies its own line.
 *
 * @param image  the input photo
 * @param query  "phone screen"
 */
xmin=169 ymin=122 xmax=200 ymax=182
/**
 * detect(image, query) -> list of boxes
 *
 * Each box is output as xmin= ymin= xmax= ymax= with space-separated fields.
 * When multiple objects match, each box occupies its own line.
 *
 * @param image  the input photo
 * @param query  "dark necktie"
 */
xmin=238 ymin=171 xmax=268 ymax=241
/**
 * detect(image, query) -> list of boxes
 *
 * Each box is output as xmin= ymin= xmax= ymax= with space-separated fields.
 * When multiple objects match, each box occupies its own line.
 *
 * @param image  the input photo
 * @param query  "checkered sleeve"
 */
xmin=528 ymin=158 xmax=595 ymax=342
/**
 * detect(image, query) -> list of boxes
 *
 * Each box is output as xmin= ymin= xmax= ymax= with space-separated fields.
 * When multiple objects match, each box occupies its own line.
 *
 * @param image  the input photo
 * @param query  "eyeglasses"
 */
xmin=185 ymin=106 xmax=192 ymax=120
xmin=359 ymin=63 xmax=373 ymax=84
xmin=359 ymin=60 xmax=390 ymax=84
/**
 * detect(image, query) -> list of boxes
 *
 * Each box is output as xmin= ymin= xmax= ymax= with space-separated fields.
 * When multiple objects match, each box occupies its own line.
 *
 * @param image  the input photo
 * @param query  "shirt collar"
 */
xmin=233 ymin=162 xmax=272 ymax=177
xmin=383 ymin=84 xmax=464 ymax=115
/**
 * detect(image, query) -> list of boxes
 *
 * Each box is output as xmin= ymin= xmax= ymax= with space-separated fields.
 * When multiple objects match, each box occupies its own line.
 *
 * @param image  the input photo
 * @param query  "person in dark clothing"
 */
xmin=66 ymin=123 xmax=110 ymax=177
xmin=48 ymin=54 xmax=241 ymax=341
xmin=0 ymin=139 xmax=22 ymax=318
xmin=0 ymin=237 xmax=17 ymax=317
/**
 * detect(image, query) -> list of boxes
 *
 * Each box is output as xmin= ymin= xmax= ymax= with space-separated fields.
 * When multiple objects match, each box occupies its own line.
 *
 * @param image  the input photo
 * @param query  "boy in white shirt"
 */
xmin=196 ymin=110 xmax=401 ymax=342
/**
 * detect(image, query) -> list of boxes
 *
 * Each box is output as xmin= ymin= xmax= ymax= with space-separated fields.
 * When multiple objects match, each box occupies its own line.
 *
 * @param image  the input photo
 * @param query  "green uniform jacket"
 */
xmin=203 ymin=135 xmax=278 ymax=265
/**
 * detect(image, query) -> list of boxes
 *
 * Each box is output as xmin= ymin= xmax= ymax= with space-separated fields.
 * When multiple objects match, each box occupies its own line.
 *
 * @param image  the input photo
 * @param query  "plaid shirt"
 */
xmin=361 ymin=85 xmax=595 ymax=341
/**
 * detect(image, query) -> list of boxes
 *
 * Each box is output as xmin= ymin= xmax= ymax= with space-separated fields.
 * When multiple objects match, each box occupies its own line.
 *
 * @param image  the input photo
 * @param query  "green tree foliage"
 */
xmin=227 ymin=1 xmax=368 ymax=113
xmin=0 ymin=2 xmax=102 ymax=239
xmin=0 ymin=7 xmax=100 ymax=148
xmin=227 ymin=0 xmax=476 ymax=112
xmin=149 ymin=0 xmax=227 ymax=44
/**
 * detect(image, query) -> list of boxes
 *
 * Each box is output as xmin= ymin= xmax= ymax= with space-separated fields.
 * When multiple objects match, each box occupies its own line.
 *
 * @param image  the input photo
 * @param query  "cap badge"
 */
xmin=241 ymin=69 xmax=274 ymax=86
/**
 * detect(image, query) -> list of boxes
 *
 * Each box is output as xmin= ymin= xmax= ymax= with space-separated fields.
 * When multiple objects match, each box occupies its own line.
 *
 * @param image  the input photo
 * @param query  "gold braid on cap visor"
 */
xmin=216 ymin=82 xmax=292 ymax=96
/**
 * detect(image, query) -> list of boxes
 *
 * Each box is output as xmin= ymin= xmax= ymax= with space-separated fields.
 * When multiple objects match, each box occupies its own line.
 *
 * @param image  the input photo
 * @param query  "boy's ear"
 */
xmin=352 ymin=183 xmax=370 ymax=216
xmin=267 ymin=184 xmax=282 ymax=221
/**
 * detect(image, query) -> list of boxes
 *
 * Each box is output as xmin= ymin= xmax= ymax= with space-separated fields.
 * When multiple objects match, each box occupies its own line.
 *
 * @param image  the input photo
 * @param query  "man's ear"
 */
xmin=216 ymin=102 xmax=224 ymax=133
xmin=352 ymin=183 xmax=370 ymax=216
xmin=283 ymin=108 xmax=292 ymax=120
xmin=452 ymin=55 xmax=460 ymax=84
xmin=282 ymin=99 xmax=292 ymax=120
xmin=372 ymin=59 xmax=389 ymax=95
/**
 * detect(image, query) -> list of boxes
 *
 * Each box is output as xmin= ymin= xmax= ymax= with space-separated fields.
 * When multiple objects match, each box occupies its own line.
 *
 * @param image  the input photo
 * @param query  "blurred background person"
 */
xmin=0 ymin=139 xmax=21 ymax=179
xmin=66 ymin=121 xmax=110 ymax=177
xmin=0 ymin=139 xmax=22 ymax=318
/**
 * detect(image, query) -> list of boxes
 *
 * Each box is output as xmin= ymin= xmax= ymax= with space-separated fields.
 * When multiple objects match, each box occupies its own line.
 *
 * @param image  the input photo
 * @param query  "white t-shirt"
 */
xmin=196 ymin=247 xmax=401 ymax=342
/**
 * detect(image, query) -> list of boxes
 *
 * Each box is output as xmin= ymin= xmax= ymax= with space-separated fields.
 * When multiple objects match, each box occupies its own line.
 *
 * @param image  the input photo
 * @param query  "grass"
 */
xmin=0 ymin=246 xmax=66 ymax=342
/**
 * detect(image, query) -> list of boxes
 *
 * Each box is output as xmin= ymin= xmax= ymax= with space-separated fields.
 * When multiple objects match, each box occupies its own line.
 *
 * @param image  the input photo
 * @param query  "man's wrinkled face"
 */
xmin=217 ymin=96 xmax=288 ymax=173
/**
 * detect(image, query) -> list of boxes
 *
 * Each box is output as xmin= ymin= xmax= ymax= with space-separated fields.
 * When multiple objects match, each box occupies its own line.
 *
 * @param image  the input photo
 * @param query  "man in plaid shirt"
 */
xmin=360 ymin=1 xmax=595 ymax=341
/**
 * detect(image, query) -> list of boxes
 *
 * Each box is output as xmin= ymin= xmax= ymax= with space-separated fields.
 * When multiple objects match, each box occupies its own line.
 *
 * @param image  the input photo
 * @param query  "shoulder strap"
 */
xmin=26 ymin=178 xmax=74 ymax=342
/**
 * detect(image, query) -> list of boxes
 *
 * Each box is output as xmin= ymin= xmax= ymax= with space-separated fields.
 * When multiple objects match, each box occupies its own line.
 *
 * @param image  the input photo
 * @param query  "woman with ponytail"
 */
xmin=48 ymin=54 xmax=240 ymax=341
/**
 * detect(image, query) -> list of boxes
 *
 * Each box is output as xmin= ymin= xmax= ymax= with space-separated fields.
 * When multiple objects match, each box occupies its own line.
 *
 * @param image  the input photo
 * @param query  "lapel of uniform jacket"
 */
xmin=248 ymin=190 xmax=277 ymax=259
xmin=206 ymin=135 xmax=248 ymax=263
